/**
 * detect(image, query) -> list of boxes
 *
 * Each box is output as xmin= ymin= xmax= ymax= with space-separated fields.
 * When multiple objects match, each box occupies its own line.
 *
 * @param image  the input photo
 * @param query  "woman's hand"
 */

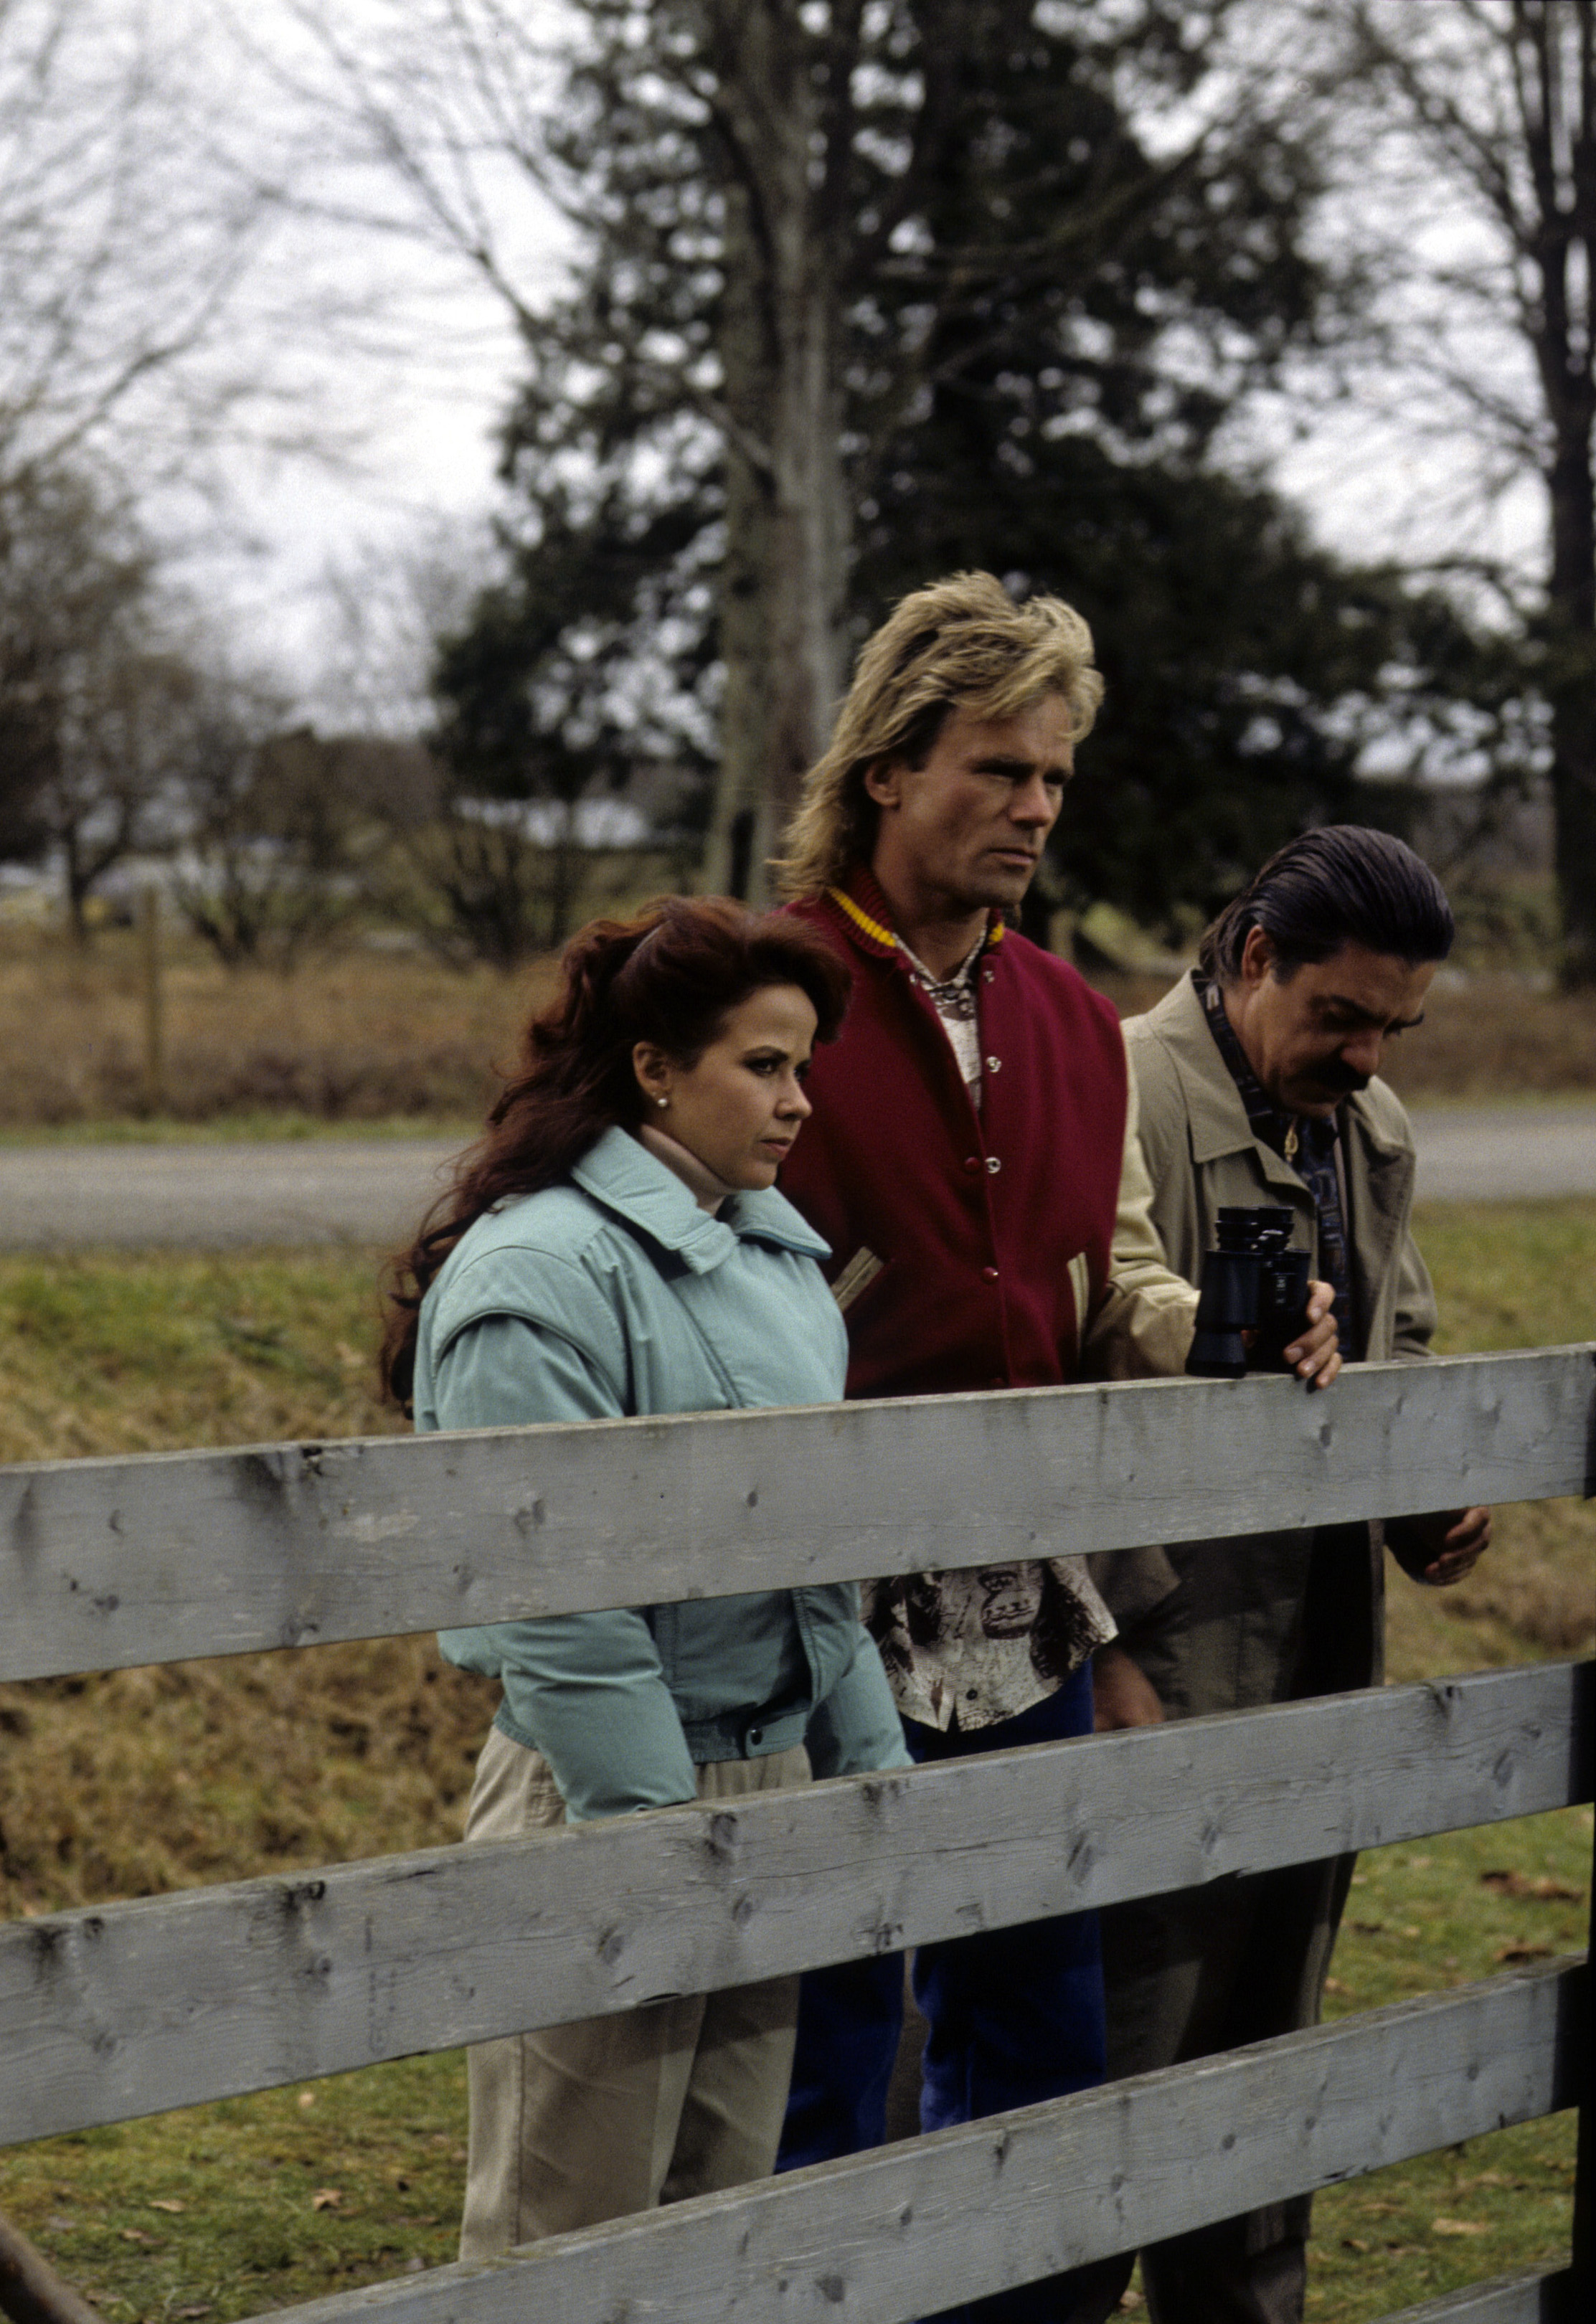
xmin=1283 ymin=1280 xmax=1340 ymax=1390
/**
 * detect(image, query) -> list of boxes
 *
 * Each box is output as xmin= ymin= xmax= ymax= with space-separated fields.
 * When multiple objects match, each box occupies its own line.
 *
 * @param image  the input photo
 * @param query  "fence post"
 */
xmin=0 ymin=2211 xmax=100 ymax=2324
xmin=1569 ymin=1805 xmax=1592 ymax=2315
xmin=139 ymin=882 xmax=164 ymax=1114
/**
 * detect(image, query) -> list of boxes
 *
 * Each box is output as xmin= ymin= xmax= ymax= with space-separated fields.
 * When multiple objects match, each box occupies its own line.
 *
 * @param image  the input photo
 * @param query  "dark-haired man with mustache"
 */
xmin=1072 ymin=825 xmax=1491 ymax=2324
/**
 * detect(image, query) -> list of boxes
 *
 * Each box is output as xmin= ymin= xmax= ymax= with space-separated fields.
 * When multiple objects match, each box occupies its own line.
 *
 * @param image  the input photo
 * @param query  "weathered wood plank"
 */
xmin=2 ymin=1346 xmax=1592 ymax=1682
xmin=1371 ymin=2269 xmax=1574 ymax=2324
xmin=204 ymin=1959 xmax=1590 ymax=2324
xmin=4 ymin=1663 xmax=1586 ymax=2145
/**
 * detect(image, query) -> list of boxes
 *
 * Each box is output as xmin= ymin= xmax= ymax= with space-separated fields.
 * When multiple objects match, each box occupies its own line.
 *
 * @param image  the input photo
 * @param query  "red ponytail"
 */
xmin=379 ymin=896 xmax=849 ymax=1410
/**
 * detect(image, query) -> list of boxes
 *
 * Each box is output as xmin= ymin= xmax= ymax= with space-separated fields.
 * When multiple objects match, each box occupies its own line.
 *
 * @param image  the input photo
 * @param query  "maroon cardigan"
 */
xmin=782 ymin=872 xmax=1128 ymax=1401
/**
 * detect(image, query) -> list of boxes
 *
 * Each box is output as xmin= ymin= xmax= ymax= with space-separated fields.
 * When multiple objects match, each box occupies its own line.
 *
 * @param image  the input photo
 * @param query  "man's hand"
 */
xmin=1283 ymin=1280 xmax=1341 ymax=1390
xmin=1092 ymin=1643 xmax=1164 ymax=1730
xmin=1393 ymin=1506 xmax=1493 ymax=1587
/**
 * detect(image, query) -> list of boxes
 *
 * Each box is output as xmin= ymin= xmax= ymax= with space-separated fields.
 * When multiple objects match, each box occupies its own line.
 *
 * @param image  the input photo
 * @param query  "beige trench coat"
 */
xmin=1090 ymin=970 xmax=1437 ymax=1705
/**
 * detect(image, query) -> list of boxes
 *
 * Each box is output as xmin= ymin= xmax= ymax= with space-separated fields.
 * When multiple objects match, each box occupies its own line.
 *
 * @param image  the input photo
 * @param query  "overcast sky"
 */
xmin=22 ymin=0 xmax=1545 ymax=725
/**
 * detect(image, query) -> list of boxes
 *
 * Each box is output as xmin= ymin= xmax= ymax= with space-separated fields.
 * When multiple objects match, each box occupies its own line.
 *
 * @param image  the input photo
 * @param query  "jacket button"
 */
xmin=986 ymin=1155 xmax=1001 ymax=1174
xmin=983 ymin=968 xmax=995 ymax=985
xmin=983 ymin=1266 xmax=998 ymax=1283
xmin=986 ymin=1055 xmax=1001 ymax=1072
xmin=746 ymin=1726 xmax=763 ymax=1749
xmin=963 ymin=1155 xmax=981 ymax=1174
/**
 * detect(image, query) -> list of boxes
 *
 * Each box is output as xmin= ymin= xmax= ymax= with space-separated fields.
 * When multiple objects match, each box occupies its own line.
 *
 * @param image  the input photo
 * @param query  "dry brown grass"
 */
xmin=2 ymin=933 xmax=1592 ymax=1130
xmin=0 ymin=930 xmax=557 ymax=1127
xmin=0 ymin=1644 xmax=497 ymax=1920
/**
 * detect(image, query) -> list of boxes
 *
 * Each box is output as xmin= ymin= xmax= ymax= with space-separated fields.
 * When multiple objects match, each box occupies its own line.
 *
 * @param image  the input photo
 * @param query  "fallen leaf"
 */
xmin=174 ymin=2307 xmax=213 ymax=2318
xmin=1341 ymin=2238 xmax=1369 ymax=2254
xmin=311 ymin=2189 xmax=343 ymax=2212
xmin=46 ymin=2217 xmax=75 ymax=2234
xmin=1481 ymin=1870 xmax=1583 ymax=1902
xmin=297 ymin=2092 xmax=317 ymax=2111
xmin=1431 ymin=2219 xmax=1488 ymax=2238
xmin=1323 ymin=1977 xmax=1347 ymax=1995
xmin=1351 ymin=1922 xmax=1385 ymax=1935
xmin=148 ymin=2199 xmax=185 ymax=2215
xmin=404 ymin=2257 xmax=426 ymax=2276
xmin=118 ymin=2229 xmax=153 ymax=2244
xmin=1401 ymin=1924 xmax=1422 ymax=1939
xmin=1457 ymin=2172 xmax=1510 ymax=2191
xmin=1495 ymin=1943 xmax=1553 ymax=1964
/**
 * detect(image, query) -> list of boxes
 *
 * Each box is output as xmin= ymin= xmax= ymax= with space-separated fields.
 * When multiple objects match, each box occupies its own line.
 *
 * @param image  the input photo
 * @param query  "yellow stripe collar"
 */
xmin=826 ymin=883 xmax=1006 ymax=958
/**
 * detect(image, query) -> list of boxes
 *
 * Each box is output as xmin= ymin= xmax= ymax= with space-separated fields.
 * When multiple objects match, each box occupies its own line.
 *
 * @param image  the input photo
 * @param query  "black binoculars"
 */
xmin=1185 ymin=1206 xmax=1313 ymax=1379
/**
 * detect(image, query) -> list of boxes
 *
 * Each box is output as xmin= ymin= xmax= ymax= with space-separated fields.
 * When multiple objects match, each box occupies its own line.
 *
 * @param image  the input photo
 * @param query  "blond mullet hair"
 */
xmin=774 ymin=570 xmax=1104 ymax=899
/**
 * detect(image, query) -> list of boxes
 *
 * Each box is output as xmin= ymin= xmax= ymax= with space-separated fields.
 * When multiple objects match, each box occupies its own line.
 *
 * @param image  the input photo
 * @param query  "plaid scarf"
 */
xmin=1192 ymin=971 xmax=1359 ymax=1359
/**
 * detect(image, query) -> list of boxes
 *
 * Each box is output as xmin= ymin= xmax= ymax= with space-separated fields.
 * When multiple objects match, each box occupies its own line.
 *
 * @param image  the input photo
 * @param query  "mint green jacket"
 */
xmin=422 ymin=1125 xmax=908 ymax=1820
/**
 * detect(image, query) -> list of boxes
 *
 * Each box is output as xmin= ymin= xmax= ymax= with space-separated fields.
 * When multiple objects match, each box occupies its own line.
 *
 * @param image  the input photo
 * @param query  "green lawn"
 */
xmin=0 ymin=1204 xmax=1591 ymax=2322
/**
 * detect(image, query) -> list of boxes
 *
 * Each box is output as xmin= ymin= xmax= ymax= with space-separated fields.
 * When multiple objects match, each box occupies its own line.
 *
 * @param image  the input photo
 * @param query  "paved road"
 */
xmin=0 ymin=1109 xmax=1592 ymax=1250
xmin=0 ymin=1138 xmax=462 ymax=1252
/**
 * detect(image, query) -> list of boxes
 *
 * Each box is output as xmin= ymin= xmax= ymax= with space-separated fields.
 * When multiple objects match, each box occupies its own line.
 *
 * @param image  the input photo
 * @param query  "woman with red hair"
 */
xmin=383 ymin=895 xmax=906 ymax=2261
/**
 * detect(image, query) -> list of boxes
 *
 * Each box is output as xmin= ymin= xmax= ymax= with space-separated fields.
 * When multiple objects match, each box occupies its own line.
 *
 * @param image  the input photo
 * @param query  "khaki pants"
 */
xmin=458 ymin=1724 xmax=810 ymax=2262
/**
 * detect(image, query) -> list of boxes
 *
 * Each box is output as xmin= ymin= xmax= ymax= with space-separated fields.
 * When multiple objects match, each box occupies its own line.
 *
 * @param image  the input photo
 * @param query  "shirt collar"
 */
xmin=824 ymin=864 xmax=1008 ymax=966
xmin=898 ymin=928 xmax=986 ymax=997
xmin=1191 ymin=968 xmax=1337 ymax=1165
xmin=570 ymin=1125 xmax=832 ymax=1273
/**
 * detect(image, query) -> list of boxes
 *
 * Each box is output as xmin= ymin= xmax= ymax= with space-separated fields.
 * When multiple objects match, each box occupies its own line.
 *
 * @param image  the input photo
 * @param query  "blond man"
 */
xmin=771 ymin=575 xmax=1336 ymax=2324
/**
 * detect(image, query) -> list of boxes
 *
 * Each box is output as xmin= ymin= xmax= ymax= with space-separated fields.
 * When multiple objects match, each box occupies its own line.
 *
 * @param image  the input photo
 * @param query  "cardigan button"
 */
xmin=986 ymin=1155 xmax=1001 ymax=1174
xmin=989 ymin=1374 xmax=1006 ymax=1389
xmin=982 ymin=1266 xmax=999 ymax=1283
xmin=986 ymin=1054 xmax=1001 ymax=1072
xmin=963 ymin=1155 xmax=981 ymax=1174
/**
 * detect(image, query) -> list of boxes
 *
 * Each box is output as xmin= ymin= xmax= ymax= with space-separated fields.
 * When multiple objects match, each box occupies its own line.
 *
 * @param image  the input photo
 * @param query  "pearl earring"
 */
xmin=656 ymin=1095 xmax=669 ymax=1108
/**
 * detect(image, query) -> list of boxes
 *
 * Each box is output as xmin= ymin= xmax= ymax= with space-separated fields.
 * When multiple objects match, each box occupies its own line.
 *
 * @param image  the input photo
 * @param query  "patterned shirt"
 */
xmin=1193 ymin=970 xmax=1359 ymax=1359
xmin=868 ymin=904 xmax=1115 ymax=1729
xmin=899 ymin=933 xmax=987 ymax=1103
xmin=866 ymin=1559 xmax=1117 ymax=1732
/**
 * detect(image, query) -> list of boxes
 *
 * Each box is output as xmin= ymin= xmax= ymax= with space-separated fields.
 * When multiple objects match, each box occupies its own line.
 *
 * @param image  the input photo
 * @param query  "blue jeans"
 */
xmin=779 ymin=1666 xmax=1110 ymax=2323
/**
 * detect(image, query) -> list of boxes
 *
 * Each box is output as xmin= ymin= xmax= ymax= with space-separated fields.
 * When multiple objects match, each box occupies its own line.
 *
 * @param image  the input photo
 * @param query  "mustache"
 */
xmin=1308 ymin=1064 xmax=1371 ymax=1096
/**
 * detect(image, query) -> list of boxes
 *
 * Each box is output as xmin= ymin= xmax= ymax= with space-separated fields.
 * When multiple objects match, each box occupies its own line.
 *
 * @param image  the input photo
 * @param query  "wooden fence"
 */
xmin=2 ymin=1346 xmax=1591 ymax=2324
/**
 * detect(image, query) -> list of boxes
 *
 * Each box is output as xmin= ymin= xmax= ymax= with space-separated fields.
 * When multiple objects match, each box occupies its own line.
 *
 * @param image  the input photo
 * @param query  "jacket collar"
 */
xmin=1147 ymin=971 xmax=1415 ymax=1172
xmin=823 ymin=864 xmax=1007 ymax=965
xmin=571 ymin=1125 xmax=831 ymax=1275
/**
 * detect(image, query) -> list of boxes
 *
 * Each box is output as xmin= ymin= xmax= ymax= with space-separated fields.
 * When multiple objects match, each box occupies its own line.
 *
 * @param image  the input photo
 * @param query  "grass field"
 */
xmin=0 ymin=1204 xmax=1590 ymax=2322
xmin=2 ymin=925 xmax=1593 ymax=1131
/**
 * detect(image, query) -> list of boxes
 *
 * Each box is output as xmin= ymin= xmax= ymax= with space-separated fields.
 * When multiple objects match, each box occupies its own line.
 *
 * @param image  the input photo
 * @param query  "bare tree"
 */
xmin=1319 ymin=1 xmax=1594 ymax=981
xmin=0 ymin=0 xmax=291 ymax=484
xmin=0 ymin=466 xmax=170 ymax=936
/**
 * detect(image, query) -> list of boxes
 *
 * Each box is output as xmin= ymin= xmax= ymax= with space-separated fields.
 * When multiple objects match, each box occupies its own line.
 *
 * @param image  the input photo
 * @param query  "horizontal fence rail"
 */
xmin=237 ymin=1958 xmax=1587 ymax=2324
xmin=5 ymin=1660 xmax=1587 ymax=2146
xmin=1377 ymin=2271 xmax=1577 ymax=2324
xmin=2 ymin=1346 xmax=1592 ymax=1682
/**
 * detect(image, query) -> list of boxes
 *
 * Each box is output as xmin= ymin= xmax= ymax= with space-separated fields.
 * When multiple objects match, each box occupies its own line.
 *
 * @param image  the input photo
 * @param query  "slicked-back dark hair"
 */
xmin=379 ymin=896 xmax=851 ymax=1411
xmin=1199 ymin=826 xmax=1455 ymax=986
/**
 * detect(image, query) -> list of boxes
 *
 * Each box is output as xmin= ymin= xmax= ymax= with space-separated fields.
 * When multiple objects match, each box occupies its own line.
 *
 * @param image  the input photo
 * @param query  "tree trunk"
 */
xmin=701 ymin=1 xmax=850 ymax=906
xmin=1526 ymin=0 xmax=1595 ymax=985
xmin=1546 ymin=419 xmax=1596 ymax=985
